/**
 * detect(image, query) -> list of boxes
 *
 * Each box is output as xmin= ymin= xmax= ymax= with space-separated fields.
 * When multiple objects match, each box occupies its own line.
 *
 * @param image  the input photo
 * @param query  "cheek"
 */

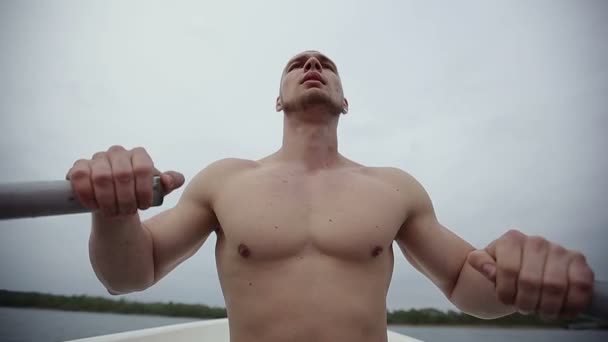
xmin=330 ymin=84 xmax=344 ymax=98
xmin=329 ymin=78 xmax=344 ymax=94
xmin=281 ymin=79 xmax=297 ymax=94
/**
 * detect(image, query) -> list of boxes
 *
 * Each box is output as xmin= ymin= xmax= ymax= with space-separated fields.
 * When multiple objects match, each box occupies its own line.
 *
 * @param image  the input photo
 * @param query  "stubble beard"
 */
xmin=282 ymin=89 xmax=342 ymax=116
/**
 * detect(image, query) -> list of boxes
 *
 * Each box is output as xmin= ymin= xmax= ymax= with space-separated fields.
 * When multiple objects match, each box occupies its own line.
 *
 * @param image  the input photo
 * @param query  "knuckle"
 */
xmin=131 ymin=146 xmax=147 ymax=154
xmin=527 ymin=236 xmax=548 ymax=251
xmin=571 ymin=251 xmax=587 ymax=263
xmin=113 ymin=171 xmax=133 ymax=184
xmin=505 ymin=228 xmax=520 ymax=237
xmin=69 ymin=168 xmax=90 ymax=180
xmin=543 ymin=279 xmax=567 ymax=295
xmin=550 ymin=244 xmax=567 ymax=256
xmin=504 ymin=229 xmax=525 ymax=242
xmin=518 ymin=275 xmax=540 ymax=292
xmin=73 ymin=158 xmax=89 ymax=167
xmin=108 ymin=145 xmax=126 ymax=153
xmin=92 ymin=152 xmax=106 ymax=159
xmin=92 ymin=172 xmax=113 ymax=186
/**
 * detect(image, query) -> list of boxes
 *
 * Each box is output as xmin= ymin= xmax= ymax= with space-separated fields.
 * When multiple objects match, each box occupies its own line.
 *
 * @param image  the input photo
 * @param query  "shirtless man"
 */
xmin=66 ymin=50 xmax=595 ymax=342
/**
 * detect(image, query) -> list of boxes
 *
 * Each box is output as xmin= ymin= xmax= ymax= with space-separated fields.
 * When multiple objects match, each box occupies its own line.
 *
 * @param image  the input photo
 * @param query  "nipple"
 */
xmin=371 ymin=246 xmax=383 ymax=257
xmin=238 ymin=243 xmax=251 ymax=258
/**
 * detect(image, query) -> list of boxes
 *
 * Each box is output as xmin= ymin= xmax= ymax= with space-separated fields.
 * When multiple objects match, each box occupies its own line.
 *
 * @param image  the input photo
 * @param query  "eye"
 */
xmin=288 ymin=62 xmax=301 ymax=71
xmin=322 ymin=63 xmax=334 ymax=71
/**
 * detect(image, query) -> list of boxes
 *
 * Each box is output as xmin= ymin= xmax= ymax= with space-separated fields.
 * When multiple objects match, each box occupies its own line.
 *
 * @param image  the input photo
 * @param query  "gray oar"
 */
xmin=0 ymin=176 xmax=164 ymax=220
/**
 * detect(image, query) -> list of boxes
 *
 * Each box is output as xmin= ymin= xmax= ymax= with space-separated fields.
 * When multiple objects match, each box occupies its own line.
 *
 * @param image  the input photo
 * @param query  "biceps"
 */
xmin=143 ymin=200 xmax=218 ymax=281
xmin=396 ymin=218 xmax=474 ymax=295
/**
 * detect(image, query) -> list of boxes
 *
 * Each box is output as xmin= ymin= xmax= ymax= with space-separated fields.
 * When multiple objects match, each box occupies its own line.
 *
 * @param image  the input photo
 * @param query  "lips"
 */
xmin=301 ymin=72 xmax=325 ymax=84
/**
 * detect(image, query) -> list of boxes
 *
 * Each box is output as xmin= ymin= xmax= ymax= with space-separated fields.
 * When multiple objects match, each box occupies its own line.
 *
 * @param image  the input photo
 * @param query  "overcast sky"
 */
xmin=0 ymin=0 xmax=606 ymax=312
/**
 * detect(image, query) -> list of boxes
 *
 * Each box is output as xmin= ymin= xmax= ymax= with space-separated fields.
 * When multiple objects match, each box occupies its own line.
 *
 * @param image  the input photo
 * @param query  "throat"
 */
xmin=278 ymin=115 xmax=341 ymax=170
xmin=286 ymin=145 xmax=340 ymax=171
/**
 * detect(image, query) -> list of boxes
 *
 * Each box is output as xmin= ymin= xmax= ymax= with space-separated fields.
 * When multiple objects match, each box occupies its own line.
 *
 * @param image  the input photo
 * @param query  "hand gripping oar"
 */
xmin=0 ymin=178 xmax=605 ymax=321
xmin=0 ymin=176 xmax=164 ymax=219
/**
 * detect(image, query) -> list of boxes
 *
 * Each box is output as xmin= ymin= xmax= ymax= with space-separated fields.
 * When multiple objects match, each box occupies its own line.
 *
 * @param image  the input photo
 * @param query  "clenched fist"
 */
xmin=468 ymin=229 xmax=595 ymax=320
xmin=66 ymin=145 xmax=184 ymax=217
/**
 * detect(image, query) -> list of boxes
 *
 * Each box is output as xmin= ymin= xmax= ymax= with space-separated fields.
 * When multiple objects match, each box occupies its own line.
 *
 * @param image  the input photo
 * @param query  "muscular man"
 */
xmin=67 ymin=50 xmax=595 ymax=342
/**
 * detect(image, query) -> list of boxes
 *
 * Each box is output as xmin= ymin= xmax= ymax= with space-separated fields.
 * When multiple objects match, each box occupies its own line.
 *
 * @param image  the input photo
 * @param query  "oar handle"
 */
xmin=0 ymin=176 xmax=164 ymax=220
xmin=584 ymin=280 xmax=608 ymax=321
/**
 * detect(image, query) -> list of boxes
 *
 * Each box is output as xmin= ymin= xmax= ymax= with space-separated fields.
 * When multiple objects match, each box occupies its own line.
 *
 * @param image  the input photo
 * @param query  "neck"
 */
xmin=275 ymin=110 xmax=341 ymax=170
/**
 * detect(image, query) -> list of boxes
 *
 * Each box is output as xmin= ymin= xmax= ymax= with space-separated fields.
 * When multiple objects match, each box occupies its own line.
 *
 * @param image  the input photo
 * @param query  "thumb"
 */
xmin=467 ymin=250 xmax=497 ymax=283
xmin=159 ymin=171 xmax=185 ymax=194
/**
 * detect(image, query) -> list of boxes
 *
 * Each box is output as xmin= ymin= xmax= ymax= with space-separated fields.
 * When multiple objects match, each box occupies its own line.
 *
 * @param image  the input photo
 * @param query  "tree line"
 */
xmin=0 ymin=289 xmax=600 ymax=328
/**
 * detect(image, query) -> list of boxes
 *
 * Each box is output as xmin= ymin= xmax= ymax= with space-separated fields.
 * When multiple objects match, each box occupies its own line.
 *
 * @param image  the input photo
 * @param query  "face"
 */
xmin=276 ymin=51 xmax=348 ymax=116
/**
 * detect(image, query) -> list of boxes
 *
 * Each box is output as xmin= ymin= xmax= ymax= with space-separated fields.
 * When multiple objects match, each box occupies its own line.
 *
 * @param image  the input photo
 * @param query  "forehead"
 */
xmin=284 ymin=51 xmax=337 ymax=69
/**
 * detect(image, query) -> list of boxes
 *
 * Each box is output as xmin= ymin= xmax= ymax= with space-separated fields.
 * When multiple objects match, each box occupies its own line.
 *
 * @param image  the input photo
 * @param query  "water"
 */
xmin=390 ymin=325 xmax=607 ymax=342
xmin=0 ymin=307 xmax=606 ymax=342
xmin=0 ymin=307 xmax=197 ymax=342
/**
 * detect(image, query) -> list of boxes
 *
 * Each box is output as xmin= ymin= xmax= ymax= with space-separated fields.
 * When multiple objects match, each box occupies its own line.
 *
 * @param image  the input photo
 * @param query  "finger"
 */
xmin=467 ymin=249 xmax=497 ymax=282
xmin=131 ymin=147 xmax=155 ymax=210
xmin=91 ymin=152 xmax=117 ymax=216
xmin=515 ymin=236 xmax=549 ymax=314
xmin=68 ymin=159 xmax=98 ymax=209
xmin=107 ymin=145 xmax=137 ymax=215
xmin=494 ymin=229 xmax=525 ymax=305
xmin=538 ymin=244 xmax=570 ymax=320
xmin=561 ymin=253 xmax=594 ymax=320
xmin=160 ymin=171 xmax=185 ymax=194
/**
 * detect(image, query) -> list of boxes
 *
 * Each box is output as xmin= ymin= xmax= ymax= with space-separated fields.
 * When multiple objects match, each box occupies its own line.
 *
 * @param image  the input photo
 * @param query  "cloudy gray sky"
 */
xmin=0 ymin=0 xmax=606 ymax=312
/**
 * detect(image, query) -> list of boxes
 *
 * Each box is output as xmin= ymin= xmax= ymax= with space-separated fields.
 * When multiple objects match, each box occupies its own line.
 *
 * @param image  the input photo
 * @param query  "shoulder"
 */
xmin=360 ymin=166 xmax=421 ymax=189
xmin=200 ymin=157 xmax=259 ymax=175
xmin=361 ymin=166 xmax=433 ymax=210
xmin=182 ymin=158 xmax=260 ymax=202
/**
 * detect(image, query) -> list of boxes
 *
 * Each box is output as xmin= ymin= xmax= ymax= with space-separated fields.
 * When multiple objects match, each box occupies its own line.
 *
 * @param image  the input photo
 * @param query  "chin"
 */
xmin=281 ymin=88 xmax=343 ymax=114
xmin=298 ymin=92 xmax=340 ymax=112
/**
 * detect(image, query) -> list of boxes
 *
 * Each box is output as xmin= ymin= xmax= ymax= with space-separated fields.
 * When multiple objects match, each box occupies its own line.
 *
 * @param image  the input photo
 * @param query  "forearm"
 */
xmin=89 ymin=212 xmax=155 ymax=294
xmin=449 ymin=259 xmax=515 ymax=319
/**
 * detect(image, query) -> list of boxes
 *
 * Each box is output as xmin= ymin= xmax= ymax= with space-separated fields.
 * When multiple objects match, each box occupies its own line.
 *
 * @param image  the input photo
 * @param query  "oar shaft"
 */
xmin=0 ymin=176 xmax=164 ymax=220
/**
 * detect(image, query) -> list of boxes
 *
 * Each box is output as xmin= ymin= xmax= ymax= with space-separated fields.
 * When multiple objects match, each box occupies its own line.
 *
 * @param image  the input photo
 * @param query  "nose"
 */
xmin=304 ymin=57 xmax=322 ymax=72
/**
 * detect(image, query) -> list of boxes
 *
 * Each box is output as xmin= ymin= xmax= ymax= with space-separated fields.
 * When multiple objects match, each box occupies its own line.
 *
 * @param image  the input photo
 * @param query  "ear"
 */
xmin=342 ymin=98 xmax=349 ymax=115
xmin=276 ymin=96 xmax=283 ymax=112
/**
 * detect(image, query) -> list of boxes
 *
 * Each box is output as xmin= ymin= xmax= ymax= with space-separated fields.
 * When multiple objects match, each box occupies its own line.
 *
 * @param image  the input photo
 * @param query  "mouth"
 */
xmin=301 ymin=72 xmax=325 ymax=85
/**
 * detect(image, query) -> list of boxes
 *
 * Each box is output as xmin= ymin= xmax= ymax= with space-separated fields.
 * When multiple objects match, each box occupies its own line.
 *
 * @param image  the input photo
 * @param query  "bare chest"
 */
xmin=213 ymin=169 xmax=407 ymax=261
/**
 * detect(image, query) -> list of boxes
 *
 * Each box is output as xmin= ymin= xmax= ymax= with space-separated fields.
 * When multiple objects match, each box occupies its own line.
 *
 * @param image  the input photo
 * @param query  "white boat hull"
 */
xmin=66 ymin=318 xmax=422 ymax=342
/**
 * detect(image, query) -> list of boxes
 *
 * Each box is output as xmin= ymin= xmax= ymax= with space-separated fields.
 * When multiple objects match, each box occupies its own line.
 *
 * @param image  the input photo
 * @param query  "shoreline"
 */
xmin=4 ymin=306 xmax=605 ymax=330
xmin=2 ymin=289 xmax=604 ymax=330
